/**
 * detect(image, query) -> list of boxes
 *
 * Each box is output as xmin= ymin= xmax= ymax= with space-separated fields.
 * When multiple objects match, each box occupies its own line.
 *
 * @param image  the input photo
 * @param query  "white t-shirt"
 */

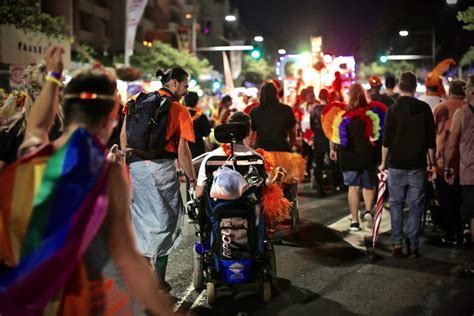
xmin=196 ymin=144 xmax=263 ymax=187
xmin=418 ymin=95 xmax=444 ymax=109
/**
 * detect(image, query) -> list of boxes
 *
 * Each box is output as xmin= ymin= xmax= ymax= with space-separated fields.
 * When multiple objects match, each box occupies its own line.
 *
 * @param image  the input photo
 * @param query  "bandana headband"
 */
xmin=63 ymin=92 xmax=116 ymax=101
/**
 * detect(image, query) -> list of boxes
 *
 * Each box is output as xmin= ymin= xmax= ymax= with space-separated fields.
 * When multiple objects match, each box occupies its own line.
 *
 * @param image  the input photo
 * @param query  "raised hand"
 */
xmin=44 ymin=46 xmax=65 ymax=74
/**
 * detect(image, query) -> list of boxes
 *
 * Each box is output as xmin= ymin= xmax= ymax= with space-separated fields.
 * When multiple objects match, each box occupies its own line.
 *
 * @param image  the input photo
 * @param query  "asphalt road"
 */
xmin=166 ymin=182 xmax=474 ymax=316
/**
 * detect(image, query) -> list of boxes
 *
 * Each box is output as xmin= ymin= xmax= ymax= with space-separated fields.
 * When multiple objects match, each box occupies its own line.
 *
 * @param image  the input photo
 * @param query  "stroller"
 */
xmin=187 ymin=123 xmax=276 ymax=305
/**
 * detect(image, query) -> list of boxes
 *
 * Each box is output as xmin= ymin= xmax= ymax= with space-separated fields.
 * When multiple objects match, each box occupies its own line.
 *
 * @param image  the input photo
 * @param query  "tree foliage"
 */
xmin=237 ymin=55 xmax=275 ymax=85
xmin=115 ymin=41 xmax=211 ymax=79
xmin=457 ymin=6 xmax=474 ymax=66
xmin=357 ymin=61 xmax=417 ymax=82
xmin=0 ymin=0 xmax=68 ymax=40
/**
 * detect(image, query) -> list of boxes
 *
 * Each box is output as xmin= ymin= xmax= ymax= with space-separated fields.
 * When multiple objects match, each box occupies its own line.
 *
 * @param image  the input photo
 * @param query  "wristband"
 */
xmin=46 ymin=76 xmax=63 ymax=87
xmin=47 ymin=71 xmax=62 ymax=80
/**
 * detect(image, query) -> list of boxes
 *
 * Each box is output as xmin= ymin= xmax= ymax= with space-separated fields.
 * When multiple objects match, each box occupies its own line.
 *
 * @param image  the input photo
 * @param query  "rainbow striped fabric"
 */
xmin=0 ymin=128 xmax=110 ymax=315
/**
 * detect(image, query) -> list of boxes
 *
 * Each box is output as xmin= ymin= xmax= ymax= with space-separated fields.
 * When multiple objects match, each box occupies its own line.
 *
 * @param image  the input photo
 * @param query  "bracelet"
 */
xmin=46 ymin=76 xmax=63 ymax=87
xmin=47 ymin=71 xmax=62 ymax=80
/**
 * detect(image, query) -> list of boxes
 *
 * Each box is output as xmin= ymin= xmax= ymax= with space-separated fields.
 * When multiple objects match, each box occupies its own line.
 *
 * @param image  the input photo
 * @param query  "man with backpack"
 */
xmin=121 ymin=67 xmax=196 ymax=291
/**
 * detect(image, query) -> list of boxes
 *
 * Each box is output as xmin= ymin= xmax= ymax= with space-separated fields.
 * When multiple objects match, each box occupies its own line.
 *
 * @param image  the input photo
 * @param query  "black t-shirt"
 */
xmin=310 ymin=104 xmax=330 ymax=153
xmin=188 ymin=108 xmax=211 ymax=158
xmin=383 ymin=96 xmax=436 ymax=169
xmin=338 ymin=118 xmax=379 ymax=171
xmin=371 ymin=92 xmax=395 ymax=107
xmin=250 ymin=102 xmax=296 ymax=152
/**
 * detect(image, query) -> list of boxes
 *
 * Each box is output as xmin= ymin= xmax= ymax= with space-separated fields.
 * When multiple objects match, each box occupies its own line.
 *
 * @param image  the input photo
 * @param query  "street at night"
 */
xmin=0 ymin=0 xmax=473 ymax=315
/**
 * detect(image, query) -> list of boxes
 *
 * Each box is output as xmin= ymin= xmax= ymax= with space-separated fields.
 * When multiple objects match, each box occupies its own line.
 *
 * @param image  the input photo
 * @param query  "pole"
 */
xmin=192 ymin=15 xmax=197 ymax=55
xmin=431 ymin=26 xmax=436 ymax=68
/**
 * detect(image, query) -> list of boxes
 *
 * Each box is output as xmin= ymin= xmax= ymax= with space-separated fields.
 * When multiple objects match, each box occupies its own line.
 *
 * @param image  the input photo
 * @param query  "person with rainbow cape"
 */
xmin=322 ymin=83 xmax=387 ymax=231
xmin=0 ymin=47 xmax=175 ymax=315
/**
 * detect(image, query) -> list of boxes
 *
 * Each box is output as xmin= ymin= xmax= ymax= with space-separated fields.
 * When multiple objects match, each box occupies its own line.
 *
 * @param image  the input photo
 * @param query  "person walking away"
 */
xmin=184 ymin=91 xmax=211 ymax=158
xmin=444 ymin=75 xmax=474 ymax=276
xmin=432 ymin=79 xmax=466 ymax=244
xmin=328 ymin=84 xmax=381 ymax=231
xmin=369 ymin=75 xmax=395 ymax=107
xmin=0 ymin=47 xmax=174 ymax=315
xmin=218 ymin=95 xmax=233 ymax=125
xmin=384 ymin=73 xmax=400 ymax=102
xmin=310 ymin=88 xmax=337 ymax=197
xmin=380 ymin=71 xmax=436 ymax=258
xmin=122 ymin=67 xmax=196 ymax=291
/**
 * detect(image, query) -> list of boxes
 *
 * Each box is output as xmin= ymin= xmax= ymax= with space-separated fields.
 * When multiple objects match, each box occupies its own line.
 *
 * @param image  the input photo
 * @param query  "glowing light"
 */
xmin=189 ymin=79 xmax=197 ymax=88
xmin=254 ymin=36 xmax=264 ymax=42
xmin=225 ymin=15 xmax=237 ymax=22
xmin=379 ymin=55 xmax=388 ymax=63
xmin=323 ymin=54 xmax=333 ymax=64
xmin=278 ymin=49 xmax=286 ymax=55
xmin=399 ymin=30 xmax=409 ymax=37
xmin=251 ymin=50 xmax=262 ymax=59
xmin=203 ymin=27 xmax=210 ymax=35
xmin=300 ymin=52 xmax=313 ymax=65
xmin=446 ymin=0 xmax=457 ymax=4
xmin=185 ymin=13 xmax=193 ymax=19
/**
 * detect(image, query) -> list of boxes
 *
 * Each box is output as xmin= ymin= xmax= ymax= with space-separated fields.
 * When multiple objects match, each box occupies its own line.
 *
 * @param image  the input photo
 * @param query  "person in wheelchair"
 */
xmin=195 ymin=111 xmax=266 ymax=198
xmin=191 ymin=112 xmax=275 ymax=304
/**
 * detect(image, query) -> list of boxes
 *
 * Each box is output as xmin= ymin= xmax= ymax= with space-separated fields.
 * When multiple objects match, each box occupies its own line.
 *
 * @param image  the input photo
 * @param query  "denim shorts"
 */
xmin=342 ymin=168 xmax=377 ymax=189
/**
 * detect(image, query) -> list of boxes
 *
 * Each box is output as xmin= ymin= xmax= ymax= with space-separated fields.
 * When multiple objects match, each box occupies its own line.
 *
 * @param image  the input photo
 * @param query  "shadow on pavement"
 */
xmin=280 ymin=222 xmax=366 ymax=267
xmin=191 ymin=277 xmax=356 ymax=316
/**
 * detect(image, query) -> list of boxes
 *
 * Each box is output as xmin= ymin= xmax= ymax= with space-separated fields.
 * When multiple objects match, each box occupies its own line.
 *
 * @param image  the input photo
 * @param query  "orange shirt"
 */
xmin=123 ymin=89 xmax=195 ymax=155
xmin=158 ymin=89 xmax=195 ymax=154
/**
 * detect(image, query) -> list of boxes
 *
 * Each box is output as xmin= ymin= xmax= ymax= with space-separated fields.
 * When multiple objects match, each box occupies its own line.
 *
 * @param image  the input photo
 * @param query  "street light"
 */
xmin=398 ymin=28 xmax=436 ymax=67
xmin=278 ymin=49 xmax=286 ymax=55
xmin=254 ymin=36 xmax=264 ymax=42
xmin=399 ymin=30 xmax=409 ymax=37
xmin=225 ymin=15 xmax=237 ymax=22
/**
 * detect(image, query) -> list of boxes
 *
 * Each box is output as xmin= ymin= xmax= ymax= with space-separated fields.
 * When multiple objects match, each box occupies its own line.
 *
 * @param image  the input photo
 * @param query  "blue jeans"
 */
xmin=388 ymin=168 xmax=426 ymax=250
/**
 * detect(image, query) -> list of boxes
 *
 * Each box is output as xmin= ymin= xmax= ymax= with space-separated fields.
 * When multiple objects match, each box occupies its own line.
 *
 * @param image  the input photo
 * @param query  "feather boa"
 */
xmin=262 ymin=183 xmax=291 ymax=223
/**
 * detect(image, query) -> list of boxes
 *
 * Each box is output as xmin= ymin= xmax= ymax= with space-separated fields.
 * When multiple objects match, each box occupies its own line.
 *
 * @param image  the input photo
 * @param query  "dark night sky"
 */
xmin=231 ymin=0 xmax=473 ymax=64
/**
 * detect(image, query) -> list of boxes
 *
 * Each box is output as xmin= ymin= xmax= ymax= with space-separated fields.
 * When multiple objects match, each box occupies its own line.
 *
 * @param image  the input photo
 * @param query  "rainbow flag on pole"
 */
xmin=0 ymin=128 xmax=110 ymax=315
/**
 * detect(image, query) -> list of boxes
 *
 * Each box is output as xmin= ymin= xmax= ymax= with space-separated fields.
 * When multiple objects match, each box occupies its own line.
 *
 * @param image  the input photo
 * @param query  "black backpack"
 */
xmin=125 ymin=91 xmax=172 ymax=159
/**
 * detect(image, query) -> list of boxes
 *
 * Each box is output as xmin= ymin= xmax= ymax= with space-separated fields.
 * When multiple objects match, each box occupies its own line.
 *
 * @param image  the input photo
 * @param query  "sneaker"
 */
xmin=406 ymin=248 xmax=421 ymax=258
xmin=349 ymin=222 xmax=361 ymax=231
xmin=363 ymin=211 xmax=373 ymax=228
xmin=392 ymin=244 xmax=403 ymax=257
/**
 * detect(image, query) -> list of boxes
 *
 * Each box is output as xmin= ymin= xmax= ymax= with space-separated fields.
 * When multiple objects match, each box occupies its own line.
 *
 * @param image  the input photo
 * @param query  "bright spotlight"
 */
xmin=254 ymin=36 xmax=264 ymax=42
xmin=399 ymin=30 xmax=409 ymax=37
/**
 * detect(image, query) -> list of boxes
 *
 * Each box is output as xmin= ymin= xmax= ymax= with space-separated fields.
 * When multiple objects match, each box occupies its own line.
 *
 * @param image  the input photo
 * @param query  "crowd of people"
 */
xmin=0 ymin=45 xmax=473 ymax=315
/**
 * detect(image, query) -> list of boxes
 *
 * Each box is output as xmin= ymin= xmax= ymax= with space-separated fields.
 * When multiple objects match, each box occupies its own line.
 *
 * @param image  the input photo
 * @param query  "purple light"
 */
xmin=203 ymin=28 xmax=210 ymax=34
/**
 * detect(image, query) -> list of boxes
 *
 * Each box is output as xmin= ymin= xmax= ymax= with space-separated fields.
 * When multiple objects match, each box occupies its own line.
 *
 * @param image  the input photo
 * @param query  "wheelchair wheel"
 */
xmin=192 ymin=248 xmax=204 ymax=291
xmin=269 ymin=247 xmax=277 ymax=285
xmin=206 ymin=282 xmax=216 ymax=305
xmin=288 ymin=183 xmax=299 ymax=231
xmin=263 ymin=281 xmax=272 ymax=303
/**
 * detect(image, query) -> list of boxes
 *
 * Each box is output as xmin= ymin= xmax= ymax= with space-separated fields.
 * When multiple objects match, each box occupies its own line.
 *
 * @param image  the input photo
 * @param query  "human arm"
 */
xmin=329 ymin=141 xmax=337 ymax=161
xmin=379 ymin=146 xmax=389 ymax=171
xmin=178 ymin=138 xmax=196 ymax=188
xmin=425 ymin=106 xmax=437 ymax=180
xmin=444 ymin=108 xmax=463 ymax=184
xmin=106 ymin=162 xmax=174 ymax=316
xmin=120 ymin=114 xmax=127 ymax=150
xmin=20 ymin=46 xmax=64 ymax=154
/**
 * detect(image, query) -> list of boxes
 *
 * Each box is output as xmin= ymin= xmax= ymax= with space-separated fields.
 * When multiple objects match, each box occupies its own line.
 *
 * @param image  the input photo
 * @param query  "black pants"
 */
xmin=313 ymin=151 xmax=339 ymax=190
xmin=436 ymin=177 xmax=463 ymax=236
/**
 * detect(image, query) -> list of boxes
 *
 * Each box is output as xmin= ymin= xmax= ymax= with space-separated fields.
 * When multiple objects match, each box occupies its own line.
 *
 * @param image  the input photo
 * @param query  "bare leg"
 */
xmin=362 ymin=188 xmax=375 ymax=212
xmin=348 ymin=186 xmax=360 ymax=222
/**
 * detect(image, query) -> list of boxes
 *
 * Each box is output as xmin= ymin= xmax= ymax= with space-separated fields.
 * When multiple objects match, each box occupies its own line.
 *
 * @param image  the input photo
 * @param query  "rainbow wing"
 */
xmin=368 ymin=101 xmax=388 ymax=142
xmin=322 ymin=101 xmax=346 ymax=145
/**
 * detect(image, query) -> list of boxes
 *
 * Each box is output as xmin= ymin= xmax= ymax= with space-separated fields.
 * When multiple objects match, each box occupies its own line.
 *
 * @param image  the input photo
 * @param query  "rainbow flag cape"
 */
xmin=0 ymin=128 xmax=110 ymax=315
